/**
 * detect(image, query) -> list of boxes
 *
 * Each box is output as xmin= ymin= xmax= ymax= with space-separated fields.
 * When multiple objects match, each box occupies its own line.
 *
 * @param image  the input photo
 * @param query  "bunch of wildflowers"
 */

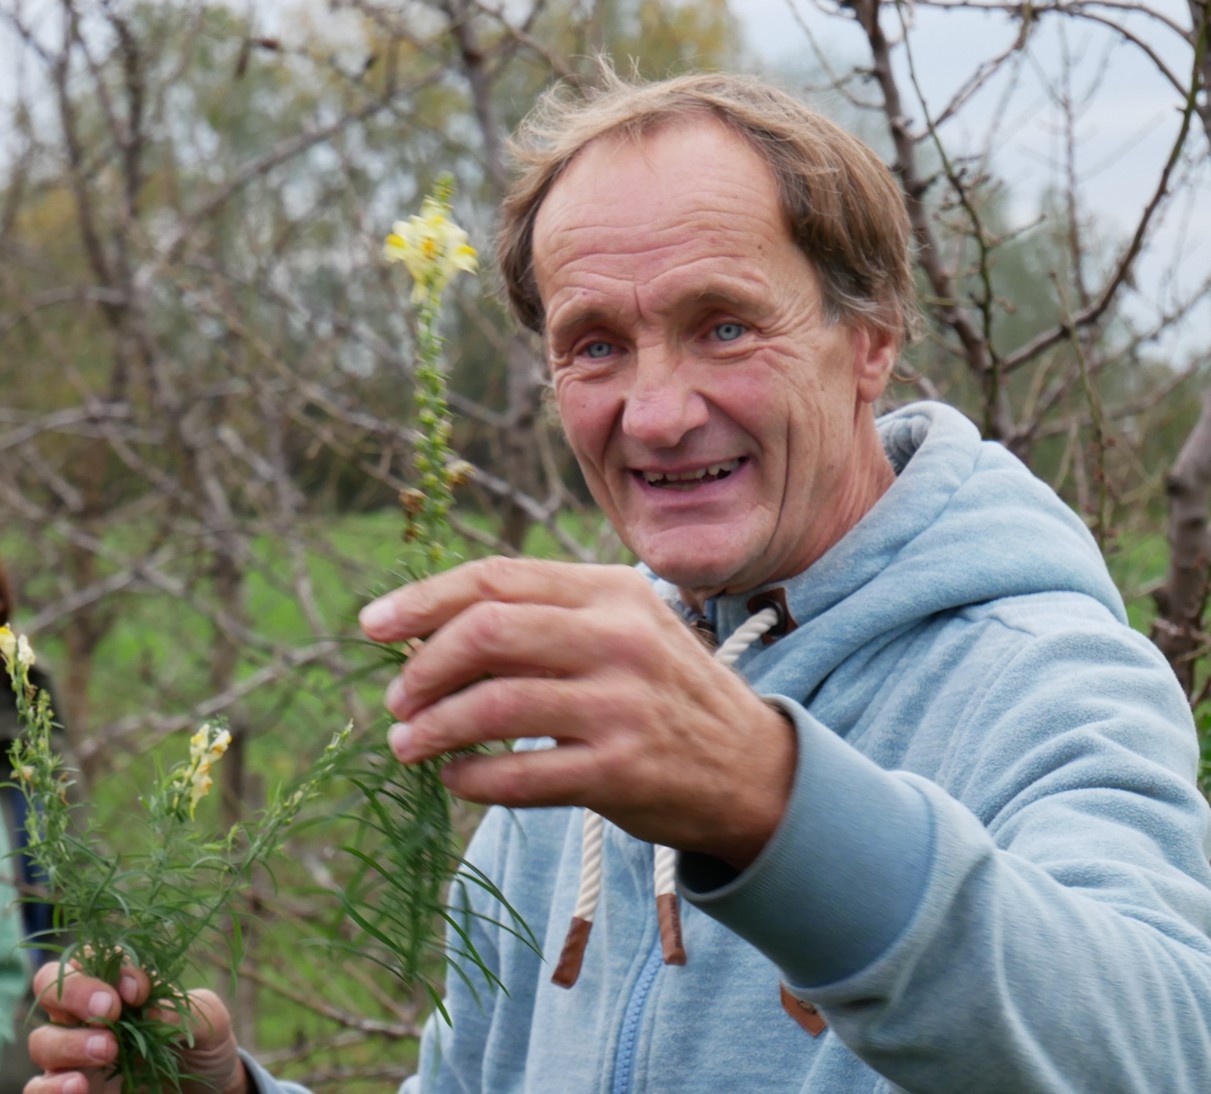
xmin=336 ymin=179 xmax=531 ymax=1007
xmin=2 ymin=622 xmax=351 ymax=1091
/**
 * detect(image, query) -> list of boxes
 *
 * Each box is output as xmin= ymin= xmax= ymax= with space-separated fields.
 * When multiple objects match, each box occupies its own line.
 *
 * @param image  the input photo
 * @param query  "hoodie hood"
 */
xmin=648 ymin=401 xmax=1125 ymax=686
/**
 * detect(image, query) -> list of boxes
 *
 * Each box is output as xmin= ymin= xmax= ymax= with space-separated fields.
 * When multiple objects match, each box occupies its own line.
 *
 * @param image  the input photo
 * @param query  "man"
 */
xmin=25 ymin=70 xmax=1211 ymax=1093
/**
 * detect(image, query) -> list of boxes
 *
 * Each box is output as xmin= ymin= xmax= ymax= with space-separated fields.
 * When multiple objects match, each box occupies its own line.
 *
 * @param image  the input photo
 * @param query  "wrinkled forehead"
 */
xmin=546 ymin=114 xmax=781 ymax=214
xmin=531 ymin=118 xmax=789 ymax=287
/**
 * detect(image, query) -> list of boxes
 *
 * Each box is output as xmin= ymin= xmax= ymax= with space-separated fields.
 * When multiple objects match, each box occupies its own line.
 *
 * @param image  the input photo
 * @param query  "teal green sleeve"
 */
xmin=0 ymin=813 xmax=32 ymax=1046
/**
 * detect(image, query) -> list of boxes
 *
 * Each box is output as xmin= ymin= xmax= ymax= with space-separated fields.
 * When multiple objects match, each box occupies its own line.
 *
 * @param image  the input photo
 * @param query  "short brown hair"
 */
xmin=497 ymin=67 xmax=920 ymax=346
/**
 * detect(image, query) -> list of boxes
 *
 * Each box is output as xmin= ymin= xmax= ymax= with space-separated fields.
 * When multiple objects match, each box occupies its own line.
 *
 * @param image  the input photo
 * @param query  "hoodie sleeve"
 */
xmin=237 ymin=1053 xmax=316 ymax=1094
xmin=680 ymin=620 xmax=1211 ymax=1093
xmin=0 ymin=808 xmax=31 ymax=1058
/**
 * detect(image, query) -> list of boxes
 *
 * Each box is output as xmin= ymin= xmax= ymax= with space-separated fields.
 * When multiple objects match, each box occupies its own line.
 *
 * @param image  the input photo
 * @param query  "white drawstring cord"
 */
xmin=712 ymin=607 xmax=783 ymax=669
xmin=552 ymin=810 xmax=604 ymax=986
xmin=554 ymin=606 xmax=782 ymax=987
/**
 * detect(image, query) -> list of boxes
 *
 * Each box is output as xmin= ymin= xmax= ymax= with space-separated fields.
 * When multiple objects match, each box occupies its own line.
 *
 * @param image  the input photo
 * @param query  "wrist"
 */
xmin=717 ymin=698 xmax=797 ymax=871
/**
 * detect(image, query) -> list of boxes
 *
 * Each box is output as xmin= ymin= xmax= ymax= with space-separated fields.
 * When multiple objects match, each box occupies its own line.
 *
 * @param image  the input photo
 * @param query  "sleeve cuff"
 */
xmin=238 ymin=1049 xmax=314 ymax=1094
xmin=679 ymin=695 xmax=936 ymax=988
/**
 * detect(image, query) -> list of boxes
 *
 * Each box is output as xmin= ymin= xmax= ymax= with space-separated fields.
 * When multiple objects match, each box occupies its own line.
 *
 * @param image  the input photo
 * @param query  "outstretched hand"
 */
xmin=360 ymin=558 xmax=796 ymax=869
xmin=25 ymin=959 xmax=246 ymax=1094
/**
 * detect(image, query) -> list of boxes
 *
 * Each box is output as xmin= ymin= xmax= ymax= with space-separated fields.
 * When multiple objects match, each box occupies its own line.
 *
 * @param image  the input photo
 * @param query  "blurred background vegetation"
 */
xmin=2 ymin=0 xmax=1210 ymax=1086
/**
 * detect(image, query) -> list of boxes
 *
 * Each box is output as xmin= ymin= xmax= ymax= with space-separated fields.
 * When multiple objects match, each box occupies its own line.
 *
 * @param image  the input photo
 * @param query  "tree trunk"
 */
xmin=1151 ymin=387 xmax=1211 ymax=696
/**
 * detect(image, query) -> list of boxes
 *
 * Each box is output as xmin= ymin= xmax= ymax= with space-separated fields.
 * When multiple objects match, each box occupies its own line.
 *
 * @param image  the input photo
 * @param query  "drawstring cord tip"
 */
xmin=657 ymin=893 xmax=686 ymax=965
xmin=552 ymin=915 xmax=593 ymax=988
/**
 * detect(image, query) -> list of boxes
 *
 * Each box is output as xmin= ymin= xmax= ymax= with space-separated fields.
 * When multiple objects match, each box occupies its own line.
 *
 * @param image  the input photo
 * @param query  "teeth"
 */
xmin=642 ymin=458 xmax=741 ymax=485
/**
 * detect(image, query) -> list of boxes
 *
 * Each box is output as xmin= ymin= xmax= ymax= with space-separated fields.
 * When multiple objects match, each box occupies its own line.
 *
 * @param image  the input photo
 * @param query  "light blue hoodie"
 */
xmin=245 ymin=401 xmax=1211 ymax=1093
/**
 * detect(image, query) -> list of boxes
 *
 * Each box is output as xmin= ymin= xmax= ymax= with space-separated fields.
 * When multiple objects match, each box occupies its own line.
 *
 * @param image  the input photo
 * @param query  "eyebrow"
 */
xmin=544 ymin=303 xmax=620 ymax=350
xmin=546 ymin=277 xmax=768 ymax=345
xmin=690 ymin=285 xmax=764 ymax=311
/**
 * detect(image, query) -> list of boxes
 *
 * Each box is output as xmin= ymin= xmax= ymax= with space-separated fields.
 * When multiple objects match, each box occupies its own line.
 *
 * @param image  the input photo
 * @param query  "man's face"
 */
xmin=532 ymin=119 xmax=895 ymax=606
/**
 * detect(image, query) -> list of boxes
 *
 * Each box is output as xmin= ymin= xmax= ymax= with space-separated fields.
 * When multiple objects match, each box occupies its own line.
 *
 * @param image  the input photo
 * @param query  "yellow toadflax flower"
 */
xmin=181 ymin=723 xmax=232 ymax=818
xmin=190 ymin=724 xmax=231 ymax=765
xmin=0 ymin=624 xmax=35 ymax=678
xmin=383 ymin=194 xmax=478 ymax=304
xmin=189 ymin=770 xmax=214 ymax=818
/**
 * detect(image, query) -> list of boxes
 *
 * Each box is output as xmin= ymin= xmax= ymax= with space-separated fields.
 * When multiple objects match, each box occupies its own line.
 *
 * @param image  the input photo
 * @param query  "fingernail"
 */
xmin=88 ymin=990 xmax=113 ymax=1019
xmin=65 ymin=1077 xmax=89 ymax=1094
xmin=359 ymin=597 xmax=394 ymax=634
xmin=385 ymin=675 xmax=407 ymax=714
xmin=388 ymin=722 xmax=413 ymax=760
xmin=86 ymin=1032 xmax=110 ymax=1060
xmin=119 ymin=975 xmax=139 ymax=1004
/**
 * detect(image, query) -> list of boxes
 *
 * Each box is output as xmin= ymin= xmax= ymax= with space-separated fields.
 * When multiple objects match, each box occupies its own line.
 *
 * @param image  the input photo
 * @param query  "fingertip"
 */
xmin=88 ymin=990 xmax=116 ymax=1021
xmin=119 ymin=974 xmax=140 ymax=1005
xmin=387 ymin=722 xmax=413 ymax=761
xmin=384 ymin=674 xmax=408 ymax=716
xmin=119 ymin=958 xmax=153 ymax=1005
xmin=85 ymin=1031 xmax=113 ymax=1061
xmin=359 ymin=596 xmax=395 ymax=637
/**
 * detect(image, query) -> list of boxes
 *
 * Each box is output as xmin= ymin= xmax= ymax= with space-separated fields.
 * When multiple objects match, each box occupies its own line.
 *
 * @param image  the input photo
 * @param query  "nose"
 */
xmin=620 ymin=348 xmax=709 ymax=450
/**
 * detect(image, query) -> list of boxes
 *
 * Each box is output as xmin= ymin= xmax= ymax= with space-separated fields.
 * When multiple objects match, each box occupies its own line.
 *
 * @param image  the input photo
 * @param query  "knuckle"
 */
xmin=405 ymin=715 xmax=435 ymax=755
xmin=488 ymin=761 xmax=532 ymax=806
xmin=611 ymin=562 xmax=645 ymax=585
xmin=32 ymin=963 xmax=57 ymax=998
xmin=466 ymin=676 xmax=549 ymax=744
xmin=451 ymin=679 xmax=509 ymax=738
xmin=608 ymin=563 xmax=655 ymax=597
xmin=461 ymin=601 xmax=508 ymax=657
xmin=468 ymin=555 xmax=516 ymax=599
xmin=33 ymin=963 xmax=73 ymax=1005
xmin=477 ymin=677 xmax=525 ymax=727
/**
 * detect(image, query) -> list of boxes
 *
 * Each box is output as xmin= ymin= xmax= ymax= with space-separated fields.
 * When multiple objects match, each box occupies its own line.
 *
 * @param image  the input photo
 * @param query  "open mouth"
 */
xmin=639 ymin=457 xmax=744 ymax=490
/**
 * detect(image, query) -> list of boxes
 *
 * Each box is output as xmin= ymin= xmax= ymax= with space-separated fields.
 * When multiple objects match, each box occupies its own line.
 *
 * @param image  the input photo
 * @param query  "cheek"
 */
xmin=555 ymin=381 xmax=618 ymax=465
xmin=705 ymin=367 xmax=796 ymax=454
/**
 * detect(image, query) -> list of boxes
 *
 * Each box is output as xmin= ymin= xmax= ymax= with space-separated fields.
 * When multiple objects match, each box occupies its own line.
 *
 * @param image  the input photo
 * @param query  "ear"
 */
xmin=851 ymin=325 xmax=898 ymax=405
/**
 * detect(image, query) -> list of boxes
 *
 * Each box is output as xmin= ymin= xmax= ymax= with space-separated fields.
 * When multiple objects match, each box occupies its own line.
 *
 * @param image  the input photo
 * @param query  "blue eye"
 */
xmin=714 ymin=322 xmax=746 ymax=342
xmin=583 ymin=340 xmax=614 ymax=359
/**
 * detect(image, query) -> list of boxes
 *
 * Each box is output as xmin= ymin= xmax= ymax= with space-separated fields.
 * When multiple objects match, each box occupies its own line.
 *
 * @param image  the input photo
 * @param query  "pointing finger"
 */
xmin=359 ymin=557 xmax=641 ymax=642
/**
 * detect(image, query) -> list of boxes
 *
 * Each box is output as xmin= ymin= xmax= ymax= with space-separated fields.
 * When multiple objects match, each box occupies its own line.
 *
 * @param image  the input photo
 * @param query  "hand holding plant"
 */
xmin=3 ymin=622 xmax=350 ymax=1091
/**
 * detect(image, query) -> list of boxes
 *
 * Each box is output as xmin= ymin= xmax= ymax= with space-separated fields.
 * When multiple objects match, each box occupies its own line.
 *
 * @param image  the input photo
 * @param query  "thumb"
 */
xmin=148 ymin=988 xmax=243 ymax=1093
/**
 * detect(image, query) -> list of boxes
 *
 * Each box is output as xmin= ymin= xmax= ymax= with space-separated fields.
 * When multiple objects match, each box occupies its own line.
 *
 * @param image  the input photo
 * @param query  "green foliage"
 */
xmin=2 ymin=625 xmax=351 ymax=1091
xmin=336 ymin=749 xmax=534 ymax=1020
